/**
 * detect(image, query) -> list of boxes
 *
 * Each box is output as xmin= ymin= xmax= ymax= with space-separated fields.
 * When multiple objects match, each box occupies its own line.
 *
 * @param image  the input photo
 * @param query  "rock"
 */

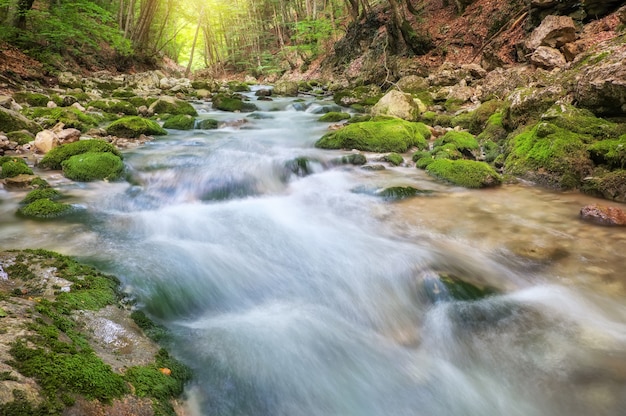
xmin=426 ymin=159 xmax=502 ymax=188
xmin=581 ymin=171 xmax=626 ymax=203
xmin=530 ymin=46 xmax=567 ymax=69
xmin=575 ymin=47 xmax=626 ymax=116
xmin=2 ymin=173 xmax=38 ymax=189
xmin=377 ymin=186 xmax=432 ymax=200
xmin=318 ymin=112 xmax=351 ymax=122
xmin=0 ymin=107 xmax=41 ymax=134
xmin=106 ymin=116 xmax=167 ymax=138
xmin=526 ymin=15 xmax=577 ymax=51
xmin=212 ymin=94 xmax=257 ymax=112
xmin=39 ymin=139 xmax=122 ymax=170
xmin=255 ymin=89 xmax=272 ymax=97
xmin=34 ymin=130 xmax=60 ymax=153
xmin=561 ymin=40 xmax=586 ymax=62
xmin=137 ymin=105 xmax=153 ymax=117
xmin=195 ymin=89 xmax=211 ymax=99
xmin=196 ymin=119 xmax=219 ymax=129
xmin=162 ymin=114 xmax=196 ymax=130
xmin=396 ymin=75 xmax=429 ymax=93
xmin=333 ymin=85 xmax=382 ymax=107
xmin=127 ymin=71 xmax=162 ymax=90
xmin=371 ymin=90 xmax=423 ymax=122
xmin=149 ymin=96 xmax=197 ymax=116
xmin=505 ymin=85 xmax=566 ymax=128
xmin=57 ymin=71 xmax=82 ymax=88
xmin=56 ymin=128 xmax=81 ymax=144
xmin=531 ymin=0 xmax=558 ymax=8
xmin=619 ymin=5 xmax=626 ymax=24
xmin=0 ymin=95 xmax=13 ymax=109
xmin=580 ymin=204 xmax=626 ymax=226
xmin=71 ymin=102 xmax=86 ymax=112
xmin=62 ymin=152 xmax=125 ymax=182
xmin=273 ymin=81 xmax=299 ymax=97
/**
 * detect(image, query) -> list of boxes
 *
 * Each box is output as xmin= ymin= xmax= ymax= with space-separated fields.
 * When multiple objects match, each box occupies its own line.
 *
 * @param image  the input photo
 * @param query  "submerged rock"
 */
xmin=580 ymin=204 xmax=626 ymax=226
xmin=377 ymin=186 xmax=433 ymax=201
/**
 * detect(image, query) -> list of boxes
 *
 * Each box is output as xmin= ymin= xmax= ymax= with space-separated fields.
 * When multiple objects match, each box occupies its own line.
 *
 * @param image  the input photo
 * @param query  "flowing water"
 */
xmin=1 ymin=89 xmax=626 ymax=415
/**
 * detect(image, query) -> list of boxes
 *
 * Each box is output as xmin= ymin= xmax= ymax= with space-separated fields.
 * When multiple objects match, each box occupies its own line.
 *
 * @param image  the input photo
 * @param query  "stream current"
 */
xmin=1 ymin=89 xmax=626 ymax=415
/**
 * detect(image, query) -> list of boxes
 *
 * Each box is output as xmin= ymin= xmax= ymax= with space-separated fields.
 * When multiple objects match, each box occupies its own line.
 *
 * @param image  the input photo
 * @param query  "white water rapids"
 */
xmin=1 ymin=89 xmax=625 ymax=415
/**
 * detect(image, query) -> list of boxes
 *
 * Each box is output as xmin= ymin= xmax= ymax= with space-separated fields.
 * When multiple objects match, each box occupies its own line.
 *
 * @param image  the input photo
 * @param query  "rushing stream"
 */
xmin=1 ymin=89 xmax=626 ymax=415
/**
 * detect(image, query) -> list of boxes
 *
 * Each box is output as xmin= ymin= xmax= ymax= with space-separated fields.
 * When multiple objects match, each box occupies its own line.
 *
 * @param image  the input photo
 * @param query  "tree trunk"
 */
xmin=185 ymin=11 xmax=202 ymax=77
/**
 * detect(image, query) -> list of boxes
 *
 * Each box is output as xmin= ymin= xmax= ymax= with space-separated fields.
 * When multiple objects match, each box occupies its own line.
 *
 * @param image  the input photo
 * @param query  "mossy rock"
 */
xmin=385 ymin=153 xmax=404 ymax=166
xmin=450 ymin=112 xmax=473 ymax=130
xmin=7 ymin=130 xmax=35 ymax=145
xmin=438 ymin=273 xmax=496 ymax=301
xmin=212 ymin=94 xmax=258 ymax=112
xmin=21 ymin=188 xmax=63 ymax=204
xmin=196 ymin=118 xmax=219 ymax=129
xmin=434 ymin=114 xmax=453 ymax=127
xmin=17 ymin=198 xmax=73 ymax=219
xmin=416 ymin=156 xmax=435 ymax=169
xmin=468 ymin=100 xmax=505 ymax=134
xmin=476 ymin=111 xmax=507 ymax=144
xmin=61 ymin=152 xmax=124 ymax=182
xmin=89 ymin=99 xmax=138 ymax=116
xmin=426 ymin=159 xmax=502 ymax=188
xmin=127 ymin=97 xmax=152 ymax=108
xmin=227 ymin=81 xmax=250 ymax=92
xmin=318 ymin=112 xmax=351 ymax=122
xmin=12 ymin=92 xmax=50 ymax=107
xmin=149 ymin=98 xmax=197 ymax=116
xmin=333 ymin=85 xmax=382 ymax=107
xmin=39 ymin=139 xmax=122 ymax=170
xmin=1 ymin=160 xmax=33 ymax=178
xmin=26 ymin=107 xmax=99 ymax=132
xmin=377 ymin=186 xmax=433 ymax=200
xmin=346 ymin=114 xmax=372 ymax=124
xmin=163 ymin=114 xmax=196 ymax=130
xmin=588 ymin=134 xmax=626 ymax=169
xmin=420 ymin=111 xmax=437 ymax=125
xmin=0 ymin=107 xmax=41 ymax=134
xmin=315 ymin=119 xmax=430 ymax=153
xmin=540 ymin=104 xmax=626 ymax=140
xmin=339 ymin=153 xmax=367 ymax=165
xmin=433 ymin=131 xmax=479 ymax=160
xmin=105 ymin=116 xmax=167 ymax=138
xmin=111 ymin=89 xmax=137 ymax=98
xmin=580 ymin=170 xmax=626 ymax=202
xmin=504 ymin=122 xmax=593 ymax=189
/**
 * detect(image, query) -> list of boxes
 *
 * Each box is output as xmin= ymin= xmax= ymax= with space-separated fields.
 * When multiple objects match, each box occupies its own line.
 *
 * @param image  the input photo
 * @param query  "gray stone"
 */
xmin=526 ymin=15 xmax=577 ymax=51
xmin=530 ymin=46 xmax=567 ymax=69
xmin=371 ymin=90 xmax=423 ymax=121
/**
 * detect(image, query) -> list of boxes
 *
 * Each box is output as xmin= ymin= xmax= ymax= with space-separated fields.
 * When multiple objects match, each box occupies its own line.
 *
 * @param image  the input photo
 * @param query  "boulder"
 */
xmin=2 ymin=174 xmax=38 ymax=189
xmin=255 ymin=89 xmax=272 ymax=97
xmin=149 ymin=96 xmax=197 ymax=116
xmin=426 ymin=159 xmax=501 ymax=188
xmin=396 ymin=75 xmax=429 ymax=93
xmin=57 ymin=128 xmax=81 ymax=144
xmin=0 ymin=107 xmax=41 ymax=134
xmin=57 ymin=72 xmax=82 ymax=88
xmin=575 ymin=48 xmax=626 ymax=116
xmin=105 ymin=116 xmax=167 ymax=138
xmin=580 ymin=204 xmax=626 ymax=226
xmin=128 ymin=71 xmax=163 ymax=90
xmin=526 ymin=15 xmax=577 ymax=51
xmin=371 ymin=90 xmax=423 ymax=121
xmin=34 ymin=130 xmax=60 ymax=153
xmin=530 ymin=46 xmax=567 ymax=69
xmin=505 ymin=85 xmax=566 ymax=128
xmin=273 ymin=81 xmax=299 ymax=97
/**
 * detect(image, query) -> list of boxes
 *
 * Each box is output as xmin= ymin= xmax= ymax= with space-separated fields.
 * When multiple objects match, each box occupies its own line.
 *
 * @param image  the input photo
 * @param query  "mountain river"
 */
xmin=1 ymin=89 xmax=625 ymax=415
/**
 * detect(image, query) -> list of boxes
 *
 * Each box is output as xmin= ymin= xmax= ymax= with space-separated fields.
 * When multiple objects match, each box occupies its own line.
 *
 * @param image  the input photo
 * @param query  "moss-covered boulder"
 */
xmin=163 ymin=114 xmax=196 ymax=130
xmin=61 ymin=152 xmax=125 ymax=182
xmin=148 ymin=97 xmax=197 ymax=116
xmin=105 ymin=116 xmax=167 ymax=138
xmin=196 ymin=118 xmax=219 ymax=129
xmin=315 ymin=119 xmax=430 ymax=153
xmin=468 ymin=100 xmax=504 ymax=135
xmin=227 ymin=81 xmax=251 ymax=92
xmin=540 ymin=104 xmax=626 ymax=140
xmin=371 ymin=90 xmax=423 ymax=122
xmin=26 ymin=107 xmax=99 ymax=132
xmin=39 ymin=139 xmax=122 ymax=170
xmin=88 ymin=99 xmax=138 ymax=116
xmin=212 ymin=94 xmax=258 ymax=112
xmin=273 ymin=81 xmax=299 ymax=97
xmin=1 ymin=158 xmax=33 ymax=178
xmin=318 ymin=112 xmax=351 ymax=122
xmin=338 ymin=153 xmax=367 ymax=165
xmin=432 ymin=131 xmax=479 ymax=160
xmin=20 ymin=188 xmax=63 ymax=204
xmin=12 ymin=91 xmax=50 ymax=107
xmin=588 ymin=135 xmax=626 ymax=169
xmin=385 ymin=153 xmax=404 ymax=166
xmin=7 ymin=130 xmax=35 ymax=145
xmin=0 ymin=107 xmax=41 ymax=134
xmin=504 ymin=86 xmax=564 ymax=129
xmin=504 ymin=122 xmax=593 ymax=189
xmin=333 ymin=85 xmax=382 ymax=108
xmin=581 ymin=170 xmax=626 ymax=203
xmin=476 ymin=111 xmax=507 ymax=145
xmin=377 ymin=186 xmax=432 ymax=200
xmin=426 ymin=159 xmax=502 ymax=188
xmin=17 ymin=198 xmax=73 ymax=219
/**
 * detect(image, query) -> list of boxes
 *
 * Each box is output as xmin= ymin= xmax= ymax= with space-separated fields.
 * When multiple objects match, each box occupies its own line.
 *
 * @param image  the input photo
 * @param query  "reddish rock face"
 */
xmin=580 ymin=204 xmax=626 ymax=226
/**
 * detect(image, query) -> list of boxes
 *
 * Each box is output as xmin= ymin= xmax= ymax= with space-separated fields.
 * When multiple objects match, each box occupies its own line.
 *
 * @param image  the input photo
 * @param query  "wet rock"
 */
xmin=581 ymin=171 xmax=626 ymax=203
xmin=526 ymin=15 xmax=577 ymax=51
xmin=361 ymin=164 xmax=386 ymax=171
xmin=580 ymin=204 xmax=626 ymax=226
xmin=255 ymin=89 xmax=272 ymax=97
xmin=2 ymin=174 xmax=38 ymax=189
xmin=377 ymin=186 xmax=433 ymax=201
xmin=530 ymin=46 xmax=567 ymax=69
xmin=371 ymin=90 xmax=423 ymax=122
xmin=505 ymin=241 xmax=570 ymax=265
xmin=338 ymin=153 xmax=367 ymax=165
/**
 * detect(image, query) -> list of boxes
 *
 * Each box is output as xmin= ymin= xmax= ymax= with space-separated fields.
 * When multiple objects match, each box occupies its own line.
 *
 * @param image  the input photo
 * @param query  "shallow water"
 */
xmin=1 ymin=89 xmax=625 ymax=415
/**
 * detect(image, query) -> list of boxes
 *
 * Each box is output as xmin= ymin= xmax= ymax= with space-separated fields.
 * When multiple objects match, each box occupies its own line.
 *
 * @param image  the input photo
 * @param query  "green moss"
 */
xmin=30 ymin=177 xmax=50 ymax=188
xmin=0 ymin=160 xmax=33 ymax=178
xmin=412 ymin=150 xmax=430 ymax=162
xmin=315 ymin=119 xmax=430 ymax=153
xmin=439 ymin=273 xmax=496 ymax=301
xmin=196 ymin=118 xmax=219 ymax=129
xmin=163 ymin=114 xmax=196 ymax=130
xmin=434 ymin=114 xmax=453 ymax=127
xmin=39 ymin=139 xmax=122 ymax=170
xmin=468 ymin=100 xmax=504 ymax=134
xmin=541 ymin=104 xmax=626 ymax=140
xmin=130 ymin=310 xmax=169 ymax=342
xmin=333 ymin=86 xmax=382 ymax=107
xmin=346 ymin=114 xmax=372 ymax=124
xmin=89 ymin=99 xmax=138 ymax=116
xmin=504 ymin=122 xmax=593 ymax=189
xmin=426 ymin=159 xmax=502 ymax=188
xmin=432 ymin=130 xmax=479 ymax=160
xmin=450 ymin=112 xmax=473 ymax=129
xmin=61 ymin=152 xmax=124 ymax=182
xmin=27 ymin=107 xmax=99 ymax=132
xmin=385 ymin=153 xmax=404 ymax=166
xmin=227 ymin=81 xmax=250 ymax=92
xmin=12 ymin=92 xmax=49 ymax=107
xmin=105 ymin=116 xmax=167 ymax=138
xmin=416 ymin=156 xmax=434 ymax=169
xmin=111 ymin=89 xmax=136 ymax=98
xmin=580 ymin=170 xmax=626 ymax=202
xmin=150 ymin=98 xmax=197 ymax=116
xmin=588 ymin=135 xmax=626 ymax=169
xmin=212 ymin=94 xmax=258 ymax=112
xmin=318 ymin=112 xmax=351 ymax=122
xmin=127 ymin=97 xmax=151 ymax=108
xmin=476 ymin=111 xmax=508 ymax=144
xmin=443 ymin=98 xmax=464 ymax=113
xmin=17 ymin=198 xmax=73 ymax=219
xmin=339 ymin=153 xmax=367 ymax=165
xmin=420 ymin=111 xmax=436 ymax=124
xmin=0 ymin=107 xmax=41 ymax=134
xmin=21 ymin=188 xmax=63 ymax=205
xmin=7 ymin=130 xmax=35 ymax=145
xmin=377 ymin=186 xmax=432 ymax=200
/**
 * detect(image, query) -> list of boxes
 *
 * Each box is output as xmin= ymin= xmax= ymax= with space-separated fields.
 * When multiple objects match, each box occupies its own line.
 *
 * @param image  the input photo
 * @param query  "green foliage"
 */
xmin=0 ymin=160 xmax=33 ymax=178
xmin=315 ymin=119 xmax=430 ymax=153
xmin=318 ymin=112 xmax=351 ymax=122
xmin=39 ymin=139 xmax=121 ymax=170
xmin=61 ymin=152 xmax=125 ymax=182
xmin=426 ymin=159 xmax=502 ymax=188
xmin=17 ymin=198 xmax=73 ymax=219
xmin=21 ymin=188 xmax=63 ymax=205
xmin=106 ymin=116 xmax=167 ymax=138
xmin=289 ymin=18 xmax=334 ymax=59
xmin=163 ymin=114 xmax=196 ymax=130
